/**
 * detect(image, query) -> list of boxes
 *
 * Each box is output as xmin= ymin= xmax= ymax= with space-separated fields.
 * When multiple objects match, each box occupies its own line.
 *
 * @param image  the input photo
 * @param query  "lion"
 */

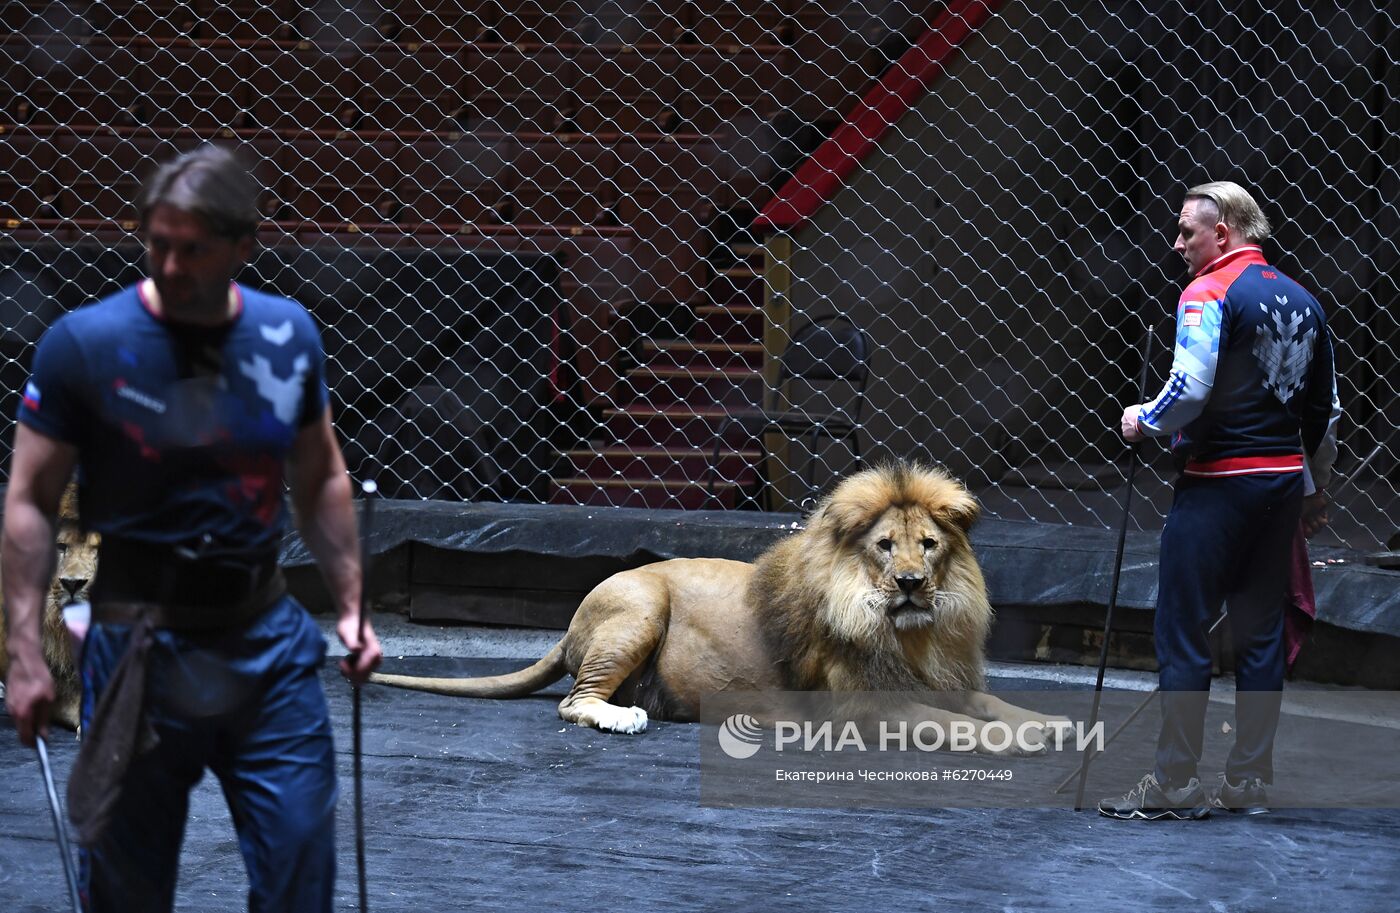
xmin=371 ymin=463 xmax=1067 ymax=755
xmin=0 ymin=483 xmax=94 ymax=731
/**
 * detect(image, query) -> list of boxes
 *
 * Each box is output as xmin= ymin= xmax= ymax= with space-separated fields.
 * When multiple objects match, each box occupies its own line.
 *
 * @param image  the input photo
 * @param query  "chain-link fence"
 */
xmin=2 ymin=2 xmax=1395 ymax=549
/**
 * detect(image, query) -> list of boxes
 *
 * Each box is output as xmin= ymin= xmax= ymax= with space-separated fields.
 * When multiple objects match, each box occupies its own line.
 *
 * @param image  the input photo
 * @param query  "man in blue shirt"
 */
xmin=3 ymin=146 xmax=383 ymax=910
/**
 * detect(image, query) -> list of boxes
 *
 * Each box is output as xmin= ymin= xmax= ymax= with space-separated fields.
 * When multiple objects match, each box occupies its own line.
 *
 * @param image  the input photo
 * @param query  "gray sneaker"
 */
xmin=1211 ymin=774 xmax=1270 ymax=815
xmin=1098 ymin=773 xmax=1211 ymax=821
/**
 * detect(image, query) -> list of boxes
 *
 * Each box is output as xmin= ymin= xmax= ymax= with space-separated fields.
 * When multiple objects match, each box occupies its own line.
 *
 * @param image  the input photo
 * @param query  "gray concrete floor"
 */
xmin=3 ymin=617 xmax=1398 ymax=912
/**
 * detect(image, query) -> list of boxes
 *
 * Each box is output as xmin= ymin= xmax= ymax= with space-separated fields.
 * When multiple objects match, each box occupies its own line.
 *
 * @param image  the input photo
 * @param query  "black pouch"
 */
xmin=92 ymin=536 xmax=281 ymax=615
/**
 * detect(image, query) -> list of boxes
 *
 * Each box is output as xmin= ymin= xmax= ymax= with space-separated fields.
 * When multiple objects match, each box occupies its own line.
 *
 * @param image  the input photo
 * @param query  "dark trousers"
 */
xmin=1153 ymin=472 xmax=1302 ymax=787
xmin=78 ymin=597 xmax=337 ymax=913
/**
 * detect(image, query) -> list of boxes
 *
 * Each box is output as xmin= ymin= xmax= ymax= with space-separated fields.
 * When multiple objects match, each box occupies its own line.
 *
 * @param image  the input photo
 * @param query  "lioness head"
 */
xmin=808 ymin=462 xmax=985 ymax=639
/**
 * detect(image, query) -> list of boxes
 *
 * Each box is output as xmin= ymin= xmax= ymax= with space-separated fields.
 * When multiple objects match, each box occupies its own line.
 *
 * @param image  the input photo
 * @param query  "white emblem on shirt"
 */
xmin=239 ymin=353 xmax=311 ymax=425
xmin=1252 ymin=295 xmax=1315 ymax=405
xmin=116 ymin=384 xmax=167 ymax=414
xmin=260 ymin=321 xmax=294 ymax=346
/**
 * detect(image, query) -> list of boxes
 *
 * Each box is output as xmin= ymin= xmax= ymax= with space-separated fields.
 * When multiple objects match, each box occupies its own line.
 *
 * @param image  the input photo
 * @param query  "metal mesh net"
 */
xmin=2 ymin=1 xmax=1395 ymax=549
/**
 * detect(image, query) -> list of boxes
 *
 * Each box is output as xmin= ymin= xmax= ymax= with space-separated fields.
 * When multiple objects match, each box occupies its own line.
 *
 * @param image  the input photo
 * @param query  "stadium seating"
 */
xmin=2 ymin=0 xmax=900 ymax=506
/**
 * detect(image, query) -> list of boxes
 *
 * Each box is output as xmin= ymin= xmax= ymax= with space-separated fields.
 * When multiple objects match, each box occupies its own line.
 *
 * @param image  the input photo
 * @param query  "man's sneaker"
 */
xmin=1211 ymin=774 xmax=1270 ymax=815
xmin=1098 ymin=773 xmax=1211 ymax=820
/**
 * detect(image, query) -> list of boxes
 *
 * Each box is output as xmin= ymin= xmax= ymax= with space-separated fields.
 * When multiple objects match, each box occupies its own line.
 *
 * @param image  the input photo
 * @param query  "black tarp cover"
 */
xmin=283 ymin=500 xmax=1400 ymax=639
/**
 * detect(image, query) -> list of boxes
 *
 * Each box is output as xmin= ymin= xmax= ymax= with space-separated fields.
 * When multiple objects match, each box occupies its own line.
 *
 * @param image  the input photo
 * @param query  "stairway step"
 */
xmin=564 ymin=447 xmax=760 ymax=479
xmin=601 ymin=405 xmax=741 ymax=449
xmin=695 ymin=304 xmax=762 ymax=317
xmin=710 ymin=277 xmax=762 ymax=303
xmin=710 ymin=267 xmax=764 ymax=301
xmin=621 ymin=366 xmax=765 ymax=408
xmin=651 ymin=341 xmax=764 ymax=352
xmin=549 ymin=477 xmax=741 ymax=510
xmin=692 ymin=304 xmax=765 ymax=344
xmin=617 ymin=298 xmax=699 ymax=343
xmin=642 ymin=339 xmax=765 ymax=371
xmin=706 ymin=289 xmax=766 ymax=307
xmin=729 ymin=244 xmax=765 ymax=270
xmin=718 ymin=265 xmax=762 ymax=279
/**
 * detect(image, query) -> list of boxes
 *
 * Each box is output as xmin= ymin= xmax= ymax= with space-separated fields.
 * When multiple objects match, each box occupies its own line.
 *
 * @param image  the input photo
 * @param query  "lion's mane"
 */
xmin=747 ymin=462 xmax=992 ymax=695
xmin=0 ymin=484 xmax=91 ymax=729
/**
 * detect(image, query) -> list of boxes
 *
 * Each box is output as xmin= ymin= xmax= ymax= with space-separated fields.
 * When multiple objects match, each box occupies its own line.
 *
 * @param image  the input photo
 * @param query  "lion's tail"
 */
xmin=368 ymin=640 xmax=567 ymax=698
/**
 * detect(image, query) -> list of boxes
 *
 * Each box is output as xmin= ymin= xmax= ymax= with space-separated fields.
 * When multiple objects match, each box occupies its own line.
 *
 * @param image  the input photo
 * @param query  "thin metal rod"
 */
xmin=1055 ymin=609 xmax=1228 ymax=795
xmin=1065 ymin=425 xmax=1371 ymax=801
xmin=36 ymin=735 xmax=84 ymax=913
xmin=358 ymin=479 xmax=375 ymax=650
xmin=1337 ymin=443 xmax=1382 ymax=499
xmin=355 ymin=478 xmax=377 ymax=913
xmin=1073 ymin=324 xmax=1153 ymax=811
xmin=353 ymin=687 xmax=366 ymax=912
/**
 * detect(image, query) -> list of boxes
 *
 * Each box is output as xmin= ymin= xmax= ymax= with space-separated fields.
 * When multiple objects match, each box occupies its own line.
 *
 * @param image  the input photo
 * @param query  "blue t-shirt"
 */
xmin=18 ymin=282 xmax=329 ymax=549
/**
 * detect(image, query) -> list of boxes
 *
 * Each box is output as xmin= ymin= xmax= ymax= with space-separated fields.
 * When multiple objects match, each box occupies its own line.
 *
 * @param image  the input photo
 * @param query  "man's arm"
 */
xmin=287 ymin=407 xmax=382 ymax=683
xmin=3 ymin=424 xmax=78 ymax=746
xmin=1302 ymin=326 xmax=1341 ymax=488
xmin=1122 ymin=294 xmax=1224 ymax=442
xmin=1300 ymin=325 xmax=1341 ymax=537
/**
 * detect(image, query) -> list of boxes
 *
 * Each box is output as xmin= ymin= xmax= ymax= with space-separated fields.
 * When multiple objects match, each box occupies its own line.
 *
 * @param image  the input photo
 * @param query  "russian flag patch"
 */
xmin=1182 ymin=302 xmax=1204 ymax=327
xmin=21 ymin=380 xmax=41 ymax=412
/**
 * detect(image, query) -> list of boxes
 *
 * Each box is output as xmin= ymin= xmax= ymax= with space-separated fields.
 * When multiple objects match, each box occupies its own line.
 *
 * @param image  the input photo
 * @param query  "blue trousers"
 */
xmin=78 ymin=596 xmax=337 ymax=913
xmin=1153 ymin=472 xmax=1302 ymax=787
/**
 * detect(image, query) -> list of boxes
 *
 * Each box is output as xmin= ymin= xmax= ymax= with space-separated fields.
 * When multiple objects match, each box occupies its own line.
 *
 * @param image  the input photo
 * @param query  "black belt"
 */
xmin=91 ymin=537 xmax=286 ymax=632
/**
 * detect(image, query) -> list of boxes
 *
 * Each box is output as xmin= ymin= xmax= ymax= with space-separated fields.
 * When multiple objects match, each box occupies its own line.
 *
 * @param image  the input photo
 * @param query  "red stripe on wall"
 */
xmin=753 ymin=0 xmax=1006 ymax=233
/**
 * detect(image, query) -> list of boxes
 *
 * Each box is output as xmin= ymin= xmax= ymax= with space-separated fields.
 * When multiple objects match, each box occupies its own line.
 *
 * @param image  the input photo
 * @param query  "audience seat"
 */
xmin=678 ymin=2 xmax=784 ymax=48
xmin=469 ymin=45 xmax=575 ymax=133
xmin=245 ymin=51 xmax=363 ymax=133
xmin=383 ymin=2 xmax=491 ymax=45
xmin=2 ymin=1 xmax=818 ymax=409
xmin=279 ymin=137 xmax=408 ymax=224
xmin=509 ymin=139 xmax=622 ymax=225
xmin=355 ymin=45 xmax=473 ymax=135
xmin=0 ymin=132 xmax=60 ymax=221
xmin=618 ymin=191 xmax=712 ymax=303
xmin=2 ymin=40 xmax=142 ymax=130
xmin=395 ymin=137 xmax=513 ymax=225
xmin=201 ymin=2 xmax=295 ymax=43
xmin=134 ymin=42 xmax=255 ymax=133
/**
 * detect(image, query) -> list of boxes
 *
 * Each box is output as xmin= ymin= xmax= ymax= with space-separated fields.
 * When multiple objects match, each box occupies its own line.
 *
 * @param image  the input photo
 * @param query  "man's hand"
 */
xmin=3 ymin=424 xmax=76 ymax=747
xmin=337 ymin=613 xmax=383 ymax=685
xmin=1301 ymin=490 xmax=1330 ymax=539
xmin=5 ymin=651 xmax=56 ymax=747
xmin=1119 ymin=406 xmax=1146 ymax=443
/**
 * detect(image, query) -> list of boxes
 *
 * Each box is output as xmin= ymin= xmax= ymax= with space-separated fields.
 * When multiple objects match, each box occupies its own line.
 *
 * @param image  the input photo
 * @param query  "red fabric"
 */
xmin=1183 ymin=454 xmax=1305 ymax=477
xmin=1192 ymin=245 xmax=1267 ymax=279
xmin=1285 ymin=523 xmax=1316 ymax=672
xmin=753 ymin=0 xmax=1006 ymax=232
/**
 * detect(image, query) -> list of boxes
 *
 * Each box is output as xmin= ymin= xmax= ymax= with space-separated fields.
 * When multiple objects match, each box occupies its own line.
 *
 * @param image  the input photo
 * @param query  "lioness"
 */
xmin=373 ymin=463 xmax=1067 ymax=755
xmin=0 ymin=483 xmax=93 ymax=730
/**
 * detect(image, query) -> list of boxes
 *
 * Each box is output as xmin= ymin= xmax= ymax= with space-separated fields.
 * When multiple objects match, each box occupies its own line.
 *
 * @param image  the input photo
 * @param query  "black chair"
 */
xmin=708 ymin=314 xmax=870 ymax=509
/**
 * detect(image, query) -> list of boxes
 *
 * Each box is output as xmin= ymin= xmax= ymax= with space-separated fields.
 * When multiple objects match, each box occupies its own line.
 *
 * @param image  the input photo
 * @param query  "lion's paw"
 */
xmin=51 ymin=698 xmax=82 ymax=734
xmin=591 ymin=704 xmax=649 ymax=734
xmin=1036 ymin=716 xmax=1073 ymax=749
xmin=980 ymin=723 xmax=1048 ymax=757
xmin=992 ymin=736 xmax=1047 ymax=758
